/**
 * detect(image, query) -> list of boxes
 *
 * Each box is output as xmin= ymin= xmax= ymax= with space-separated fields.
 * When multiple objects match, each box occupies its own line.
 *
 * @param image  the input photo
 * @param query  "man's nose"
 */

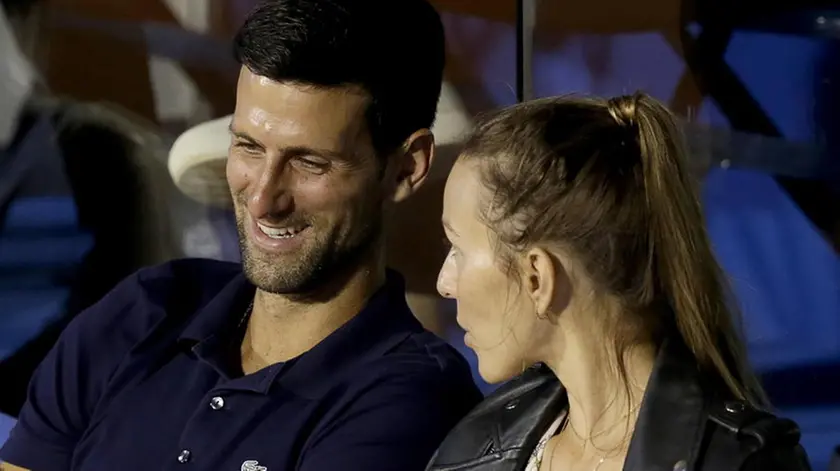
xmin=247 ymin=163 xmax=294 ymax=217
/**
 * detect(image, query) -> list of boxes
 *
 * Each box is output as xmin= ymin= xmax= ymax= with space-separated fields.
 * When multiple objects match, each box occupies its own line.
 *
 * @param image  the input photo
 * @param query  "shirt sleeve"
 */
xmin=0 ymin=275 xmax=142 ymax=471
xmin=297 ymin=368 xmax=481 ymax=471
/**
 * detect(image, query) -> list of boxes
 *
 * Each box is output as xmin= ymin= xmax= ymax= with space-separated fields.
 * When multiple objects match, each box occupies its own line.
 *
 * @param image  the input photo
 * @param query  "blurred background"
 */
xmin=0 ymin=0 xmax=838 ymax=468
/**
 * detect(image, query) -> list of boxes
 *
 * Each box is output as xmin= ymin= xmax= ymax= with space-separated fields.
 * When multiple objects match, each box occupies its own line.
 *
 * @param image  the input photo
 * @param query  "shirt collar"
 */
xmin=276 ymin=269 xmax=421 ymax=398
xmin=178 ymin=269 xmax=254 ymax=345
xmin=178 ymin=268 xmax=422 ymax=397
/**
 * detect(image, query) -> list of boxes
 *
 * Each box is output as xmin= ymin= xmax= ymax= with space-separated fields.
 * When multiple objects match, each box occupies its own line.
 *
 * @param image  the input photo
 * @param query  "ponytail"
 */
xmin=607 ymin=92 xmax=768 ymax=407
xmin=461 ymin=91 xmax=768 ymax=407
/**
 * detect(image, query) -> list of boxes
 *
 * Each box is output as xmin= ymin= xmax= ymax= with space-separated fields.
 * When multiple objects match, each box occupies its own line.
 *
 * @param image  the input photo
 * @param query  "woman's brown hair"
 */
xmin=460 ymin=91 xmax=767 ymax=407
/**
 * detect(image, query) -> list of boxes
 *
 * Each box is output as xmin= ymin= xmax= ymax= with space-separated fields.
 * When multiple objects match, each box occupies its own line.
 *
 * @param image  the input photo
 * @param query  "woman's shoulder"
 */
xmin=702 ymin=399 xmax=812 ymax=471
xmin=468 ymin=364 xmax=561 ymax=416
xmin=427 ymin=364 xmax=566 ymax=470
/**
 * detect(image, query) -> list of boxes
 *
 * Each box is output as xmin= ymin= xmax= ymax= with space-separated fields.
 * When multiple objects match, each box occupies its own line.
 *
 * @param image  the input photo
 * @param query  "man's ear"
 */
xmin=390 ymin=129 xmax=434 ymax=203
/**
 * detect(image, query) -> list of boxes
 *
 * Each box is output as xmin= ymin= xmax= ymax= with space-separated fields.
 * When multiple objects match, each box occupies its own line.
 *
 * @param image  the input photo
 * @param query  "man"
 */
xmin=0 ymin=0 xmax=482 ymax=469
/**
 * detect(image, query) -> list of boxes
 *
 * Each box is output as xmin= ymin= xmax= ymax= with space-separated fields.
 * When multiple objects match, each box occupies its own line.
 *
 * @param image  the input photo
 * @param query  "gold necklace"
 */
xmin=567 ymin=403 xmax=640 ymax=445
xmin=544 ymin=445 xmax=612 ymax=471
xmin=542 ymin=405 xmax=638 ymax=471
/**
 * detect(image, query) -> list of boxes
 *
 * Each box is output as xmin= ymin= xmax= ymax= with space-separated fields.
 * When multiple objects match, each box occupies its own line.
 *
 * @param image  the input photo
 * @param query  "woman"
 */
xmin=427 ymin=92 xmax=811 ymax=471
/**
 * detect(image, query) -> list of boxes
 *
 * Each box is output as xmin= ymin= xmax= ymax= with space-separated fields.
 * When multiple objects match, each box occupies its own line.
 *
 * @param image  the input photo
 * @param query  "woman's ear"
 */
xmin=521 ymin=247 xmax=571 ymax=319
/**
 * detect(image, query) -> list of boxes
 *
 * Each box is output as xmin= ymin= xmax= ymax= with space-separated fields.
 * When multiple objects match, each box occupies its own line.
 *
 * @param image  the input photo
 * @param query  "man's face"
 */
xmin=227 ymin=67 xmax=385 ymax=294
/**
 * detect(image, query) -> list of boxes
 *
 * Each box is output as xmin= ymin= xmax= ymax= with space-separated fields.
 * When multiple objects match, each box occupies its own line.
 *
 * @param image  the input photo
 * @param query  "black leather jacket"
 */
xmin=427 ymin=341 xmax=811 ymax=471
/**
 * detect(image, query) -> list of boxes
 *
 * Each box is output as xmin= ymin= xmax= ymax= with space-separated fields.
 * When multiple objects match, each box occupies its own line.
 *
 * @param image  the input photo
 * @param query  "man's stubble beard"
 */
xmin=235 ymin=204 xmax=383 ymax=297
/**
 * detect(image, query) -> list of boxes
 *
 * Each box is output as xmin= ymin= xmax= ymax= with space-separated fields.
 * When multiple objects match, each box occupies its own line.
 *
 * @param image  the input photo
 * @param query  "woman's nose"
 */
xmin=437 ymin=257 xmax=456 ymax=299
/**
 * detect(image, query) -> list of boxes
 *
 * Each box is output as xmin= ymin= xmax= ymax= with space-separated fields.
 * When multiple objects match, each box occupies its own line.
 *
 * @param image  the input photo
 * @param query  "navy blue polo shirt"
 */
xmin=0 ymin=259 xmax=482 ymax=471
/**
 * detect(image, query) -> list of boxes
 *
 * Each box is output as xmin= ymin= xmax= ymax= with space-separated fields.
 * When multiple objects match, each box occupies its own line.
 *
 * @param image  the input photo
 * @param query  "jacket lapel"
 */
xmin=623 ymin=341 xmax=710 ymax=471
xmin=497 ymin=364 xmax=568 ymax=469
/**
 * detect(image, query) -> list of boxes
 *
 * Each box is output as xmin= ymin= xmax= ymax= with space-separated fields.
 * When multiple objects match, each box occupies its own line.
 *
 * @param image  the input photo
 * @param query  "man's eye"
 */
xmin=235 ymin=142 xmax=262 ymax=154
xmin=295 ymin=157 xmax=328 ymax=171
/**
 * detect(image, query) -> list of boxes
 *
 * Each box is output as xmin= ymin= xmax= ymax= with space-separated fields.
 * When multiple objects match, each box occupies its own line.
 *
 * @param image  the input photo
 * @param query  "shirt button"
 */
xmin=209 ymin=396 xmax=225 ymax=410
xmin=177 ymin=449 xmax=191 ymax=463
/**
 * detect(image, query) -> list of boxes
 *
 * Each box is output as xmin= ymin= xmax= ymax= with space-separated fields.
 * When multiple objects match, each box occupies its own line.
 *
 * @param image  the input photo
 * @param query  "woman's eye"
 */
xmin=442 ymin=237 xmax=460 ymax=255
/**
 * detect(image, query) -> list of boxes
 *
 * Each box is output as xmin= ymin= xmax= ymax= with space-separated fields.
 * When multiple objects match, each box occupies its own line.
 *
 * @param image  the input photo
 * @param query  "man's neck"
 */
xmin=241 ymin=260 xmax=387 ymax=374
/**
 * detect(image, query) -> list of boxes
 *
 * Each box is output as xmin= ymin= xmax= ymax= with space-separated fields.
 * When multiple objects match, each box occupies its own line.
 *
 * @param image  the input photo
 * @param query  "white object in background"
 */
xmin=148 ymin=0 xmax=212 ymax=125
xmin=0 ymin=5 xmax=36 ymax=147
xmin=427 ymin=81 xmax=473 ymax=182
xmin=431 ymin=81 xmax=472 ymax=149
xmin=168 ymin=114 xmax=233 ymax=207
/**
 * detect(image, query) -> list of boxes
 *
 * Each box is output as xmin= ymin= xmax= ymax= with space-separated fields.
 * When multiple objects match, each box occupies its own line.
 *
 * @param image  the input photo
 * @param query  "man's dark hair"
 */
xmin=233 ymin=0 xmax=446 ymax=156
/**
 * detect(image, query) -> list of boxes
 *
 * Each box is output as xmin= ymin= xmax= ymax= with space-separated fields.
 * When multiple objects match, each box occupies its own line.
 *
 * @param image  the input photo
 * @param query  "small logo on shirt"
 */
xmin=241 ymin=460 xmax=268 ymax=471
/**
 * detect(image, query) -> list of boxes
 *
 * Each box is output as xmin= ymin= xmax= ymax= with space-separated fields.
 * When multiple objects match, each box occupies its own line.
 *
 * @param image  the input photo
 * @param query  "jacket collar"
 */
xmin=515 ymin=340 xmax=712 ymax=471
xmin=622 ymin=339 xmax=711 ymax=471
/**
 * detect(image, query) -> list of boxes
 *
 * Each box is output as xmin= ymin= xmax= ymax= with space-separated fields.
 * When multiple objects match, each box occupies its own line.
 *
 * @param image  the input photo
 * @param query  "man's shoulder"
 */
xmin=67 ymin=258 xmax=243 ymax=346
xmin=355 ymin=330 xmax=481 ymax=402
xmin=313 ymin=331 xmax=482 ymax=447
xmin=131 ymin=258 xmax=242 ymax=302
xmin=133 ymin=258 xmax=242 ymax=298
xmin=109 ymin=257 xmax=241 ymax=309
xmin=369 ymin=327 xmax=466 ymax=372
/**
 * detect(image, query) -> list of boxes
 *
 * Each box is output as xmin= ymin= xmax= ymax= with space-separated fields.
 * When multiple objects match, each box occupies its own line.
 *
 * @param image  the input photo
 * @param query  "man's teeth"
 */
xmin=257 ymin=222 xmax=306 ymax=239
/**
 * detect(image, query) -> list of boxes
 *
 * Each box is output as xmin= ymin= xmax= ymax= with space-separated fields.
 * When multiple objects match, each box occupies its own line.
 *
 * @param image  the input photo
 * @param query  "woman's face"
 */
xmin=437 ymin=160 xmax=548 ymax=383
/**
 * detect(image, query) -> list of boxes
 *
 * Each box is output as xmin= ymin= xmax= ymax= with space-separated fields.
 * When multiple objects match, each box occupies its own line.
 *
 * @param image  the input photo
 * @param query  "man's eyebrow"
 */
xmin=286 ymin=146 xmax=346 ymax=160
xmin=228 ymin=124 xmax=344 ymax=160
xmin=228 ymin=124 xmax=260 ymax=144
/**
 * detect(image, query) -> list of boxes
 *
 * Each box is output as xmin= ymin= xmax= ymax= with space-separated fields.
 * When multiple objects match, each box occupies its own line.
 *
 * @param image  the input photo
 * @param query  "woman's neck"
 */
xmin=544 ymin=334 xmax=656 ymax=450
